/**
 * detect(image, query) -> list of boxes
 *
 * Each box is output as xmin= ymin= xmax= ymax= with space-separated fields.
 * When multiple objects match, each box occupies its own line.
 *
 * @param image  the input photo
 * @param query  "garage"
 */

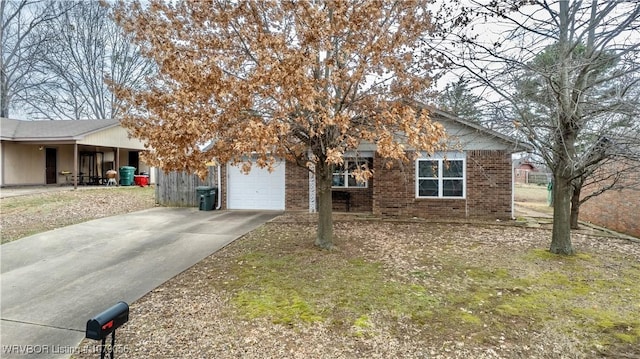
xmin=227 ymin=160 xmax=286 ymax=210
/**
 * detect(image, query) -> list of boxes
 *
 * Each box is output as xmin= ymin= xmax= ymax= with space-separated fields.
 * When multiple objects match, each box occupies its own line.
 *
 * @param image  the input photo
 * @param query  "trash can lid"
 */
xmin=196 ymin=186 xmax=214 ymax=190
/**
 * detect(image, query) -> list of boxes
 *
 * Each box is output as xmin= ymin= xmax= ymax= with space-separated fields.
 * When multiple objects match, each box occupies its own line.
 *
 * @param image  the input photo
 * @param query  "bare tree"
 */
xmin=513 ymin=43 xmax=640 ymax=229
xmin=0 ymin=0 xmax=73 ymax=118
xmin=429 ymin=0 xmax=640 ymax=255
xmin=22 ymin=1 xmax=154 ymax=120
xmin=569 ymin=121 xmax=640 ymax=228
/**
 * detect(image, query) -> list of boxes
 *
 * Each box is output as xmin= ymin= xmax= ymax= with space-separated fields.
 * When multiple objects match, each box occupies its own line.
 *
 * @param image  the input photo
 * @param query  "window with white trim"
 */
xmin=332 ymin=159 xmax=369 ymax=188
xmin=416 ymin=155 xmax=465 ymax=198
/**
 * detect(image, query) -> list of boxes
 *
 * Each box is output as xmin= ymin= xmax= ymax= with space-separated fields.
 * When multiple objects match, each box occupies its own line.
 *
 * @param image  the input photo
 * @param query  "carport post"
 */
xmin=73 ymin=143 xmax=78 ymax=189
xmin=115 ymin=148 xmax=120 ymax=185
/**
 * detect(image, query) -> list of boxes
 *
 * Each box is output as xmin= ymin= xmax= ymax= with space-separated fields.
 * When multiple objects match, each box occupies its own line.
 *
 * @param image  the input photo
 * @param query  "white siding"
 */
xmin=439 ymin=119 xmax=515 ymax=151
xmin=79 ymin=126 xmax=147 ymax=149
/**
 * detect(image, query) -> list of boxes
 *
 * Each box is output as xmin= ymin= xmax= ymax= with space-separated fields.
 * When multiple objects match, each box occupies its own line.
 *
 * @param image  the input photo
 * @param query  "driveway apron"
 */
xmin=1 ymin=208 xmax=280 ymax=358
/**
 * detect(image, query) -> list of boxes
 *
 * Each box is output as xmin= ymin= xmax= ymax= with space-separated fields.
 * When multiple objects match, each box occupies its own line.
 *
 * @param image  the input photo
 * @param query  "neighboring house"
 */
xmin=514 ymin=159 xmax=536 ymax=184
xmin=0 ymin=118 xmax=153 ymax=187
xmin=176 ymin=105 xmax=528 ymax=220
xmin=579 ymin=160 xmax=640 ymax=238
xmin=513 ymin=157 xmax=550 ymax=184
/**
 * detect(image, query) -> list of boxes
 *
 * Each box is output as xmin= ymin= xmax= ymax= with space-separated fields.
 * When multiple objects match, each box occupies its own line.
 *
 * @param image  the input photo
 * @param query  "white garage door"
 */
xmin=227 ymin=160 xmax=286 ymax=210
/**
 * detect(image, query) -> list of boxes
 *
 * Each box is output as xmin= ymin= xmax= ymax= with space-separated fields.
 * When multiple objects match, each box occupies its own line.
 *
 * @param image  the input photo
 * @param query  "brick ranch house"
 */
xmin=207 ymin=106 xmax=529 ymax=220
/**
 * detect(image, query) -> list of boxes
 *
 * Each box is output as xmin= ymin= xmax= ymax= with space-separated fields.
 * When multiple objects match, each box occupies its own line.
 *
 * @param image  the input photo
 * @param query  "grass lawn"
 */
xmin=515 ymin=183 xmax=554 ymax=215
xmin=72 ymin=216 xmax=640 ymax=358
xmin=0 ymin=187 xmax=155 ymax=244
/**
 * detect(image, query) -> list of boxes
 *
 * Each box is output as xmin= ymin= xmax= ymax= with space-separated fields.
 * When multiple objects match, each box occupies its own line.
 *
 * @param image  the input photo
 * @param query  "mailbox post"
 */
xmin=86 ymin=302 xmax=129 ymax=359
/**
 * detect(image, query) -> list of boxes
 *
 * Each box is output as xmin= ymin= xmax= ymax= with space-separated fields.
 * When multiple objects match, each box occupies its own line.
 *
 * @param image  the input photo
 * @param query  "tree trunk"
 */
xmin=570 ymin=184 xmax=581 ymax=229
xmin=550 ymin=172 xmax=575 ymax=255
xmin=315 ymin=161 xmax=335 ymax=250
xmin=550 ymin=5 xmax=575 ymax=256
xmin=0 ymin=68 xmax=8 ymax=118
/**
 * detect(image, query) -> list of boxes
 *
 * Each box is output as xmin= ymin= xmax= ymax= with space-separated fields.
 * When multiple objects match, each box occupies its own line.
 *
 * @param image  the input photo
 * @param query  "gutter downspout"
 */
xmin=309 ymin=162 xmax=316 ymax=213
xmin=1 ymin=141 xmax=5 ymax=187
xmin=216 ymin=163 xmax=222 ymax=210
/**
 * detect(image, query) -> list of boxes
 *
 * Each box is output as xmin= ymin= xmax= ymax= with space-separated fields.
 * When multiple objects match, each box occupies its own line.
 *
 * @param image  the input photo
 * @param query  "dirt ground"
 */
xmin=514 ymin=183 xmax=554 ymax=216
xmin=0 ymin=186 xmax=156 ymax=243
xmin=70 ymin=212 xmax=640 ymax=359
xmin=3 ymin=186 xmax=638 ymax=358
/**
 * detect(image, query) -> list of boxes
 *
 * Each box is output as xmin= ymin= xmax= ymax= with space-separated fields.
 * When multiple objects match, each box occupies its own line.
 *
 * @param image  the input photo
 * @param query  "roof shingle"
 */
xmin=0 ymin=118 xmax=119 ymax=141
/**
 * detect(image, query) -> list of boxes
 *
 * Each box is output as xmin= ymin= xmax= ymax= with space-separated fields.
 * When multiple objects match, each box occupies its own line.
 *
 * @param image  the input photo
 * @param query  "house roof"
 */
xmin=406 ymin=100 xmax=532 ymax=154
xmin=0 ymin=118 xmax=119 ymax=142
xmin=202 ymin=100 xmax=532 ymax=155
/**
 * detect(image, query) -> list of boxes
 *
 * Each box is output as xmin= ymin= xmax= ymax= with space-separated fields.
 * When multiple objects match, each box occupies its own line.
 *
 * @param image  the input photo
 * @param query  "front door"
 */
xmin=128 ymin=151 xmax=139 ymax=174
xmin=45 ymin=148 xmax=57 ymax=184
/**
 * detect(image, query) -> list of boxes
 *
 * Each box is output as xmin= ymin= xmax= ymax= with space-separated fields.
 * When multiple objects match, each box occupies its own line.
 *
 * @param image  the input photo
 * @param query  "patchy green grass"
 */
xmin=511 ymin=249 xmax=640 ymax=347
xmin=197 ymin=221 xmax=640 ymax=357
xmin=71 ymin=218 xmax=640 ymax=358
xmin=223 ymin=245 xmax=439 ymax=332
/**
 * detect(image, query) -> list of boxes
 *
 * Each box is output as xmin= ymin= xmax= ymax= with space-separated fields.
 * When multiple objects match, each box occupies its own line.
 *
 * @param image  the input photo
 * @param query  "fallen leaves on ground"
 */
xmin=70 ymin=212 xmax=640 ymax=359
xmin=0 ymin=187 xmax=156 ymax=243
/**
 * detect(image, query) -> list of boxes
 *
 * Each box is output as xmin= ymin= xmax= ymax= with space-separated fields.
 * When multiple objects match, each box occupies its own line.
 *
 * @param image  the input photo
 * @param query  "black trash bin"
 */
xmin=196 ymin=186 xmax=217 ymax=211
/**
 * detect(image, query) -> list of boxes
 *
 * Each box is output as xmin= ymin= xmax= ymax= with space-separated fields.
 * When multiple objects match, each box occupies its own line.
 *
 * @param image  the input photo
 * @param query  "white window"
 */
xmin=416 ymin=154 xmax=465 ymax=198
xmin=332 ymin=159 xmax=369 ymax=188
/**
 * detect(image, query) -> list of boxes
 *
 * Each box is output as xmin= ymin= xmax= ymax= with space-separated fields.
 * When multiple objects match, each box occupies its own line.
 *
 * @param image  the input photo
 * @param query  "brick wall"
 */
xmin=514 ymin=168 xmax=530 ymax=184
xmin=331 ymin=180 xmax=373 ymax=212
xmin=222 ymin=151 xmax=514 ymax=219
xmin=372 ymin=157 xmax=415 ymax=217
xmin=466 ymin=150 xmax=513 ymax=218
xmin=220 ymin=164 xmax=228 ymax=209
xmin=285 ymin=161 xmax=310 ymax=211
xmin=580 ymin=163 xmax=640 ymax=238
xmin=372 ymin=150 xmax=513 ymax=219
xmin=284 ymin=160 xmax=373 ymax=212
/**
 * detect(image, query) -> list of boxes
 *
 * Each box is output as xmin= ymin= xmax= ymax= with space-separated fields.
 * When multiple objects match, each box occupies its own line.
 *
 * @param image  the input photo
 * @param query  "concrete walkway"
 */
xmin=514 ymin=203 xmax=638 ymax=241
xmin=1 ymin=208 xmax=281 ymax=358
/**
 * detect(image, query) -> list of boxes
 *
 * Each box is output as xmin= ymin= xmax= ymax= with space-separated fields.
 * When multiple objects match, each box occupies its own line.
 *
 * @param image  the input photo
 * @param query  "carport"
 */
xmin=0 ymin=118 xmax=153 ymax=188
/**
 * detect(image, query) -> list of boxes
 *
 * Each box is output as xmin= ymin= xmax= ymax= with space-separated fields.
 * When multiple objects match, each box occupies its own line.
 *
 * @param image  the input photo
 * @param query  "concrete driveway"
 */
xmin=1 ymin=208 xmax=281 ymax=358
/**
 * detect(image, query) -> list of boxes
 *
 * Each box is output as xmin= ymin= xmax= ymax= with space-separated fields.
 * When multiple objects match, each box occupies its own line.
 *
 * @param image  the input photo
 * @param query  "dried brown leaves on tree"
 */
xmin=112 ymin=0 xmax=446 ymax=248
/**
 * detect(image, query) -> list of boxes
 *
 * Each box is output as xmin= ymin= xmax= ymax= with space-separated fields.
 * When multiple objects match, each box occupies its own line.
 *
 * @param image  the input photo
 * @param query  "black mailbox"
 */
xmin=86 ymin=301 xmax=129 ymax=340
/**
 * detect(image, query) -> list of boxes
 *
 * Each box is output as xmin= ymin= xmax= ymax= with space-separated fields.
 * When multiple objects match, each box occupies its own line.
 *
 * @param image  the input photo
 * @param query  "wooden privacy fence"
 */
xmin=155 ymin=166 xmax=219 ymax=207
xmin=527 ymin=172 xmax=551 ymax=185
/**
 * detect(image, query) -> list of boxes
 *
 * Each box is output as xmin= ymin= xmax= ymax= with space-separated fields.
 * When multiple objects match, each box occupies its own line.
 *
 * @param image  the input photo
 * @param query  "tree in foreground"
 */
xmin=514 ymin=43 xmax=640 ymax=229
xmin=113 ymin=0 xmax=447 ymax=249
xmin=431 ymin=0 xmax=640 ymax=255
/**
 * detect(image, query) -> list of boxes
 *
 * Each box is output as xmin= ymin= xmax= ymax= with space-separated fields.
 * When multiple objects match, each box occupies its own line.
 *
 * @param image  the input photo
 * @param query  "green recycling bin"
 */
xmin=119 ymin=166 xmax=136 ymax=186
xmin=196 ymin=186 xmax=217 ymax=211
